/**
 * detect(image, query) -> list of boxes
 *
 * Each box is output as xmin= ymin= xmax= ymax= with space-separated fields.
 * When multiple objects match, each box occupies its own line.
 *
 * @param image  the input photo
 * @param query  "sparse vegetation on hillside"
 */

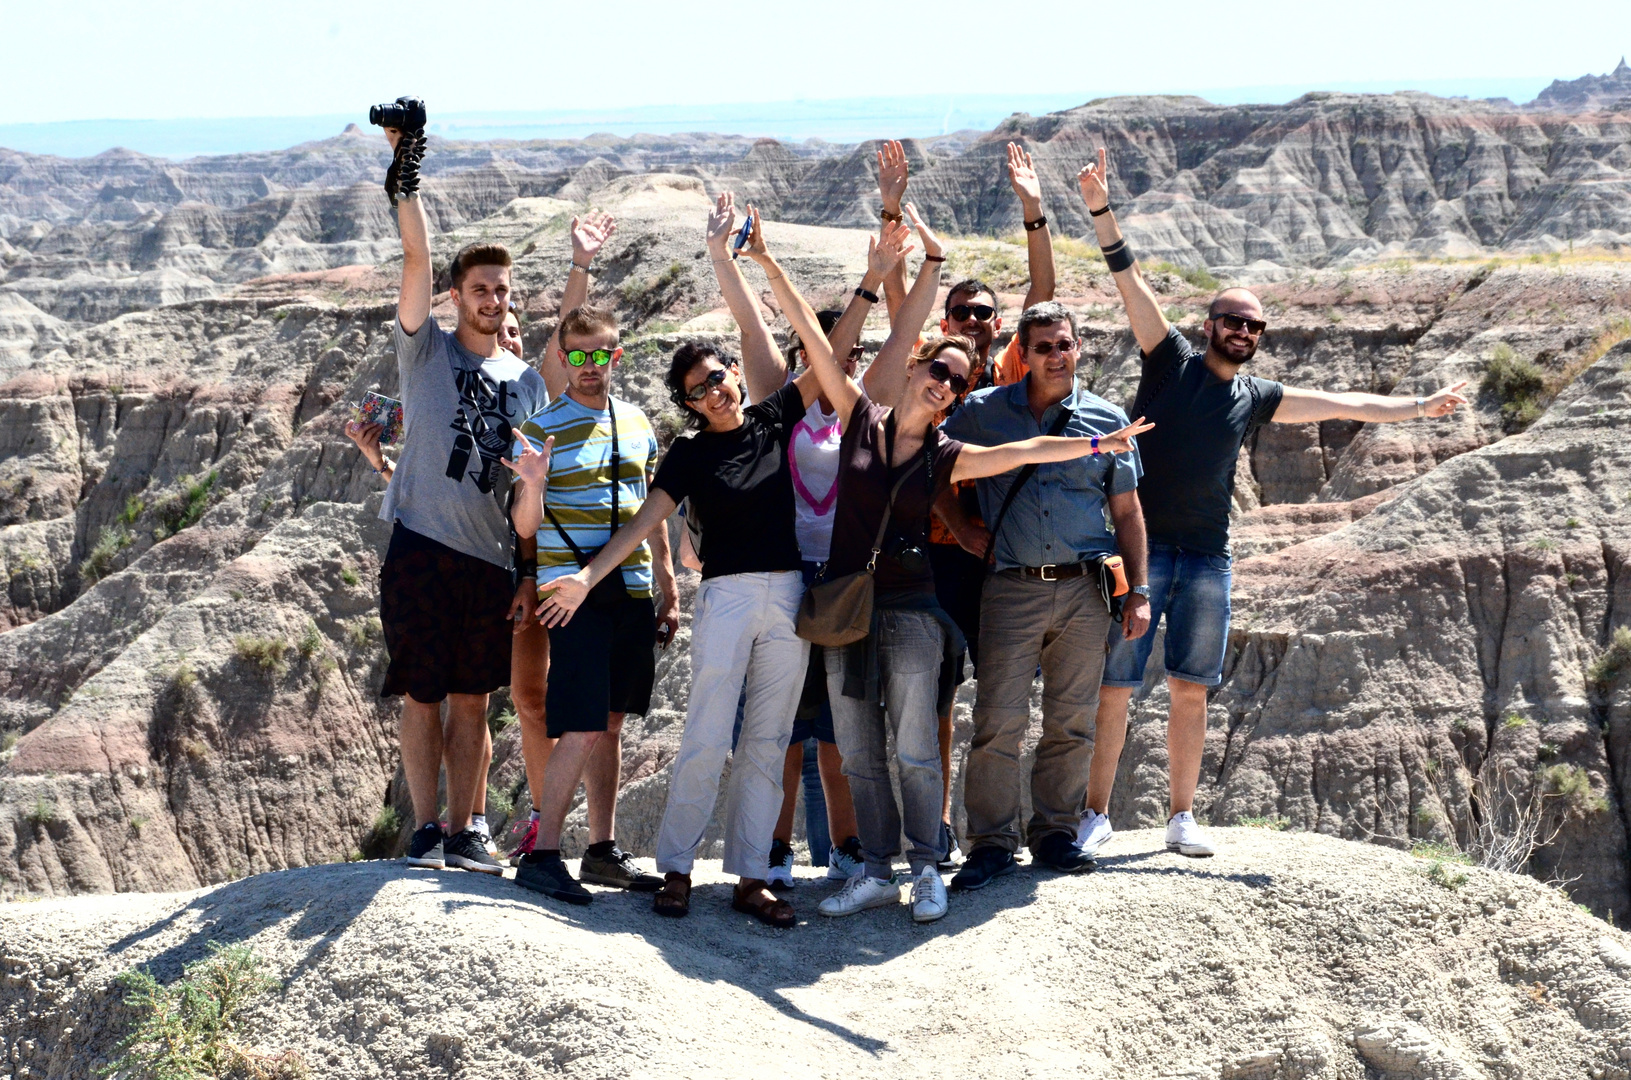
xmin=153 ymin=471 xmax=220 ymax=540
xmin=233 ymin=636 xmax=289 ymax=675
xmin=80 ymin=525 xmax=133 ymax=583
xmin=1483 ymin=343 xmax=1547 ymax=431
xmin=1588 ymin=626 xmax=1631 ymax=691
xmin=105 ymin=942 xmax=307 ymax=1080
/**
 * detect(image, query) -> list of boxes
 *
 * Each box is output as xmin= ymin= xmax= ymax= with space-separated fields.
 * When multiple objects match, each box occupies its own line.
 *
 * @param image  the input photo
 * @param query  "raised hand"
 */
xmin=538 ymin=571 xmax=590 ymax=628
xmin=571 ymin=210 xmax=617 ymax=264
xmin=741 ymin=202 xmax=770 ymax=262
xmin=877 ymin=139 xmax=909 ymax=216
xmin=345 ymin=421 xmax=386 ymax=471
xmin=1094 ymin=416 xmax=1154 ymax=455
xmin=705 ymin=191 xmax=737 ymax=254
xmin=1423 ymin=380 xmax=1469 ymax=417
xmin=1007 ymin=142 xmax=1042 ymax=214
xmin=1077 ymin=146 xmax=1111 ymax=213
xmin=902 ymin=202 xmax=944 ymax=261
xmin=501 ymin=433 xmax=554 ymax=488
xmin=867 ymin=220 xmax=915 ymax=278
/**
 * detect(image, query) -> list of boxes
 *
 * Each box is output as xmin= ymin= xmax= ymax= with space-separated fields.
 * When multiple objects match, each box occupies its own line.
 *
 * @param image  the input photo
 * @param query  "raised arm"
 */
xmin=389 ymin=126 xmax=433 ymax=336
xmin=709 ymin=194 xmax=787 ymax=402
xmin=1272 ymin=381 xmax=1469 ymax=425
xmin=877 ymin=139 xmax=912 ymax=323
xmin=503 ymin=434 xmax=555 ymax=540
xmin=536 ymin=489 xmax=679 ymax=627
xmin=1078 ymin=147 xmax=1168 ymax=356
xmin=745 ymin=215 xmax=865 ymax=425
xmin=862 ymin=205 xmax=940 ymax=405
xmin=950 ymin=417 xmax=1154 ymax=483
xmin=541 ymin=211 xmax=617 ymax=400
xmin=1009 ymin=142 xmax=1055 ymax=309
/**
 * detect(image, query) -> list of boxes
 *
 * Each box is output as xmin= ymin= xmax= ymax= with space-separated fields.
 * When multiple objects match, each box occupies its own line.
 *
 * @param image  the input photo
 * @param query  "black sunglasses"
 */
xmin=948 ymin=304 xmax=997 ymax=322
xmin=1025 ymin=338 xmax=1078 ymax=356
xmin=1213 ymin=312 xmax=1267 ymax=336
xmin=926 ymin=358 xmax=969 ymax=396
xmin=845 ymin=344 xmax=865 ymax=362
xmin=683 ymin=367 xmax=729 ymax=402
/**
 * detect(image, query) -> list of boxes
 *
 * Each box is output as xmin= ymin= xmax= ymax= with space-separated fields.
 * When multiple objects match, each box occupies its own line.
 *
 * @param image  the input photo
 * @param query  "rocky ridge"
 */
xmin=2 ymin=830 xmax=1627 ymax=1080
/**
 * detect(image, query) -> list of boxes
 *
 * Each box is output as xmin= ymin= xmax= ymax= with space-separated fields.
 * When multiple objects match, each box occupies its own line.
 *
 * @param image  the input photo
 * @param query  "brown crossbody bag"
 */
xmin=795 ymin=421 xmax=925 ymax=647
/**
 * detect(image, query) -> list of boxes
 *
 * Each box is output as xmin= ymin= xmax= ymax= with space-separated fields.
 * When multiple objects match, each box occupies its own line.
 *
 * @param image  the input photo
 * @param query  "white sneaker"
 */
xmin=470 ymin=815 xmax=498 ymax=857
xmin=818 ymin=874 xmax=901 ymax=917
xmin=767 ymin=839 xmax=796 ymax=889
xmin=826 ymin=842 xmax=865 ymax=881
xmin=1075 ymin=811 xmax=1113 ymax=856
xmin=910 ymin=865 xmax=948 ymax=923
xmin=1165 ymin=811 xmax=1217 ymax=858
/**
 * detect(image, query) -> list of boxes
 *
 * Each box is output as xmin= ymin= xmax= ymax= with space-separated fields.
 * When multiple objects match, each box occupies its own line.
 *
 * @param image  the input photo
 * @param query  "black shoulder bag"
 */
xmin=543 ymin=403 xmax=634 ymax=608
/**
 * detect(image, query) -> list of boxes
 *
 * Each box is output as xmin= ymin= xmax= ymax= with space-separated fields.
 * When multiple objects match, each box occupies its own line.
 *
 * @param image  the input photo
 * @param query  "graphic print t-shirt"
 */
xmin=513 ymin=395 xmax=659 ymax=598
xmin=653 ymin=382 xmax=805 ymax=580
xmin=788 ymin=397 xmax=843 ymax=562
xmin=379 ymin=317 xmax=546 ymax=568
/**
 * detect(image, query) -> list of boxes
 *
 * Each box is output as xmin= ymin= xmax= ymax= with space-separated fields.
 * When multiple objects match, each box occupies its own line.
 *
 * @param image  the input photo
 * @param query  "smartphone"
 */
xmin=731 ymin=215 xmax=753 ymax=257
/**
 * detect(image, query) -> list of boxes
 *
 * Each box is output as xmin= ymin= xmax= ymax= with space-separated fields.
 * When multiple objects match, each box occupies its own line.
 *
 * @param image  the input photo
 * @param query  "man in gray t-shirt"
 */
xmin=374 ymin=115 xmax=544 ymax=878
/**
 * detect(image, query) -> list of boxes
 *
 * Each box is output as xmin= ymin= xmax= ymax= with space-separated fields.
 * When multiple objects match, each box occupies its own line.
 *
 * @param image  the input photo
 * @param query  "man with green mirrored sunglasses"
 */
xmin=565 ymin=347 xmax=621 ymax=367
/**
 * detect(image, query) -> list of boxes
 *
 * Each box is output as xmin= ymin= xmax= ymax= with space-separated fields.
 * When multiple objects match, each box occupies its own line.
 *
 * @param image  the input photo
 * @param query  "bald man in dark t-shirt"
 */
xmin=1073 ymin=148 xmax=1470 ymax=859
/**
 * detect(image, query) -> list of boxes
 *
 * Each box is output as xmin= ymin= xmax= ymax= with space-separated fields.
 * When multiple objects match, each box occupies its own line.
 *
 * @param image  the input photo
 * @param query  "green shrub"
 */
xmin=26 ymin=796 xmax=56 ymax=826
xmin=233 ymin=636 xmax=289 ymax=675
xmin=488 ymin=708 xmax=518 ymax=739
xmin=118 ymin=496 xmax=146 ymax=527
xmin=1483 ymin=344 xmax=1546 ymax=432
xmin=347 ymin=617 xmax=382 ymax=649
xmin=359 ymin=805 xmax=402 ymax=860
xmin=486 ymin=784 xmax=514 ymax=822
xmin=155 ymin=471 xmax=220 ymax=537
xmin=80 ymin=525 xmax=134 ymax=583
xmin=1542 ymin=764 xmax=1607 ymax=814
xmin=104 ymin=942 xmax=306 ymax=1079
xmin=1502 ymin=711 xmax=1529 ymax=729
xmin=296 ymin=623 xmax=322 ymax=660
xmin=1588 ymin=626 xmax=1631 ymax=690
xmin=339 ymin=567 xmax=360 ymax=587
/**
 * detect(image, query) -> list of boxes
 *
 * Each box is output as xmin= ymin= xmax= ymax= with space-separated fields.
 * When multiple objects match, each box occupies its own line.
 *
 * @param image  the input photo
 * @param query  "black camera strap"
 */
xmin=982 ymin=406 xmax=1073 ymax=566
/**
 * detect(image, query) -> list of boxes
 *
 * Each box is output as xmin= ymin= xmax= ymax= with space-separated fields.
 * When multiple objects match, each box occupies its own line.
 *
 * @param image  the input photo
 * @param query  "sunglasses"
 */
xmin=948 ymin=304 xmax=997 ymax=322
xmin=566 ymin=348 xmax=618 ymax=367
xmin=1213 ymin=312 xmax=1267 ymax=336
xmin=683 ymin=367 xmax=730 ymax=402
xmin=1025 ymin=338 xmax=1078 ymax=356
xmin=845 ymin=344 xmax=865 ymax=363
xmin=926 ymin=358 xmax=969 ymax=396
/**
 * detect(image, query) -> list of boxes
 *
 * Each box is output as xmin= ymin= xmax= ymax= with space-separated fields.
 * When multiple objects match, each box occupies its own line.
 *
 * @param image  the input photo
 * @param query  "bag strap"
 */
xmin=541 ymin=401 xmax=623 ymax=572
xmin=982 ymin=405 xmax=1073 ymax=565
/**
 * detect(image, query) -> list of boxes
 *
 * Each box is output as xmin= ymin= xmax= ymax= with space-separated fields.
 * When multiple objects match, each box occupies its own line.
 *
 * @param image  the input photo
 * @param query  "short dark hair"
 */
xmin=945 ymin=278 xmax=997 ymax=315
xmin=786 ymin=309 xmax=844 ymax=366
xmin=667 ymin=341 xmax=735 ymax=429
xmin=1016 ymin=301 xmax=1077 ymax=350
xmin=449 ymin=243 xmax=512 ymax=290
xmin=560 ymin=304 xmax=619 ymax=346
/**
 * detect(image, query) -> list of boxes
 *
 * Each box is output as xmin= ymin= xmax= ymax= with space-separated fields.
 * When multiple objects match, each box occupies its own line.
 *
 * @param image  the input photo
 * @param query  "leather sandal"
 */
xmin=732 ymin=879 xmax=795 ymax=929
xmin=653 ymin=872 xmax=691 ymax=918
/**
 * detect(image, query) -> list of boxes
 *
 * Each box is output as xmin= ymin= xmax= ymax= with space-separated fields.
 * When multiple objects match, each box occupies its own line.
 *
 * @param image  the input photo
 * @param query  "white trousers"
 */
xmin=656 ymin=571 xmax=809 ymax=879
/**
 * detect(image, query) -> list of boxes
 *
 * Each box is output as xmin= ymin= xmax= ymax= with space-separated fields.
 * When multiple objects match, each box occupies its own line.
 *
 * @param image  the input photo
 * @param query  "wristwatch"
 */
xmin=1415 ymin=397 xmax=1427 ymax=418
xmin=1130 ymin=585 xmax=1151 ymax=598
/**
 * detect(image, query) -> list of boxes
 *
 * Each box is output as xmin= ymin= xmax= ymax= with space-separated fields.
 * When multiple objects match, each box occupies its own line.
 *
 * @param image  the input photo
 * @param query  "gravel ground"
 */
xmin=2 ymin=828 xmax=1626 ymax=1079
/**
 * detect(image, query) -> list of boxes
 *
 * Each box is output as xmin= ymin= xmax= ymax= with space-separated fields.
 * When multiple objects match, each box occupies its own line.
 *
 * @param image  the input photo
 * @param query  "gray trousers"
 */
xmin=964 ymin=571 xmax=1111 ymax=854
xmin=825 ymin=609 xmax=946 ymax=879
xmin=656 ymin=572 xmax=807 ymax=879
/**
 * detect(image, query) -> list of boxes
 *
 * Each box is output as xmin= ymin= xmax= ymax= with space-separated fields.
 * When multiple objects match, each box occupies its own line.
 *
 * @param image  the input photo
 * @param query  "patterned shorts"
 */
xmin=380 ymin=523 xmax=513 ymax=703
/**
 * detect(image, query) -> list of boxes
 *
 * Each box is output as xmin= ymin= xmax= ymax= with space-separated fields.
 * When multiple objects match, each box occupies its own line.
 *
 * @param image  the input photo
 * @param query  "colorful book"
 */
xmin=353 ymin=392 xmax=404 ymax=445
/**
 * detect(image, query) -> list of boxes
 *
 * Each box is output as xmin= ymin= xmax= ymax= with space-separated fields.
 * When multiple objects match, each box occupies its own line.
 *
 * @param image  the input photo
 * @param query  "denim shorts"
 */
xmin=1102 ymin=543 xmax=1232 ymax=688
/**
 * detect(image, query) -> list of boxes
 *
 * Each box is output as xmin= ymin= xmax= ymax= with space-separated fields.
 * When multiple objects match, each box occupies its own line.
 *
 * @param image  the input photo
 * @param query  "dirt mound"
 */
xmin=1 ymin=829 xmax=1623 ymax=1079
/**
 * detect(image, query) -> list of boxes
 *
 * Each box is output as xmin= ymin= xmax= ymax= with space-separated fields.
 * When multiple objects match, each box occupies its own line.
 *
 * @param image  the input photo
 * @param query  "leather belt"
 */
xmin=1016 ymin=562 xmax=1089 ymax=581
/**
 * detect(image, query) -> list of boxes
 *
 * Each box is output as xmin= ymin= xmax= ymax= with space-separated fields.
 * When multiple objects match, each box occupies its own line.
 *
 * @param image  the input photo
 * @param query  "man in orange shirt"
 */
xmin=873 ymin=138 xmax=1059 ymax=868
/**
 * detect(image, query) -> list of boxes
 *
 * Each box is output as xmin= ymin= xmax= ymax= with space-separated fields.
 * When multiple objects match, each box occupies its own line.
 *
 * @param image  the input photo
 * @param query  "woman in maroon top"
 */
xmin=797 ymin=206 xmax=1152 ymax=925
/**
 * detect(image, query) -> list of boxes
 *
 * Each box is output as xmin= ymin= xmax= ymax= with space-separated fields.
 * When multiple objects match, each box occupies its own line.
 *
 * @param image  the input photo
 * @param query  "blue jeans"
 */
xmin=1103 ymin=544 xmax=1232 ymax=688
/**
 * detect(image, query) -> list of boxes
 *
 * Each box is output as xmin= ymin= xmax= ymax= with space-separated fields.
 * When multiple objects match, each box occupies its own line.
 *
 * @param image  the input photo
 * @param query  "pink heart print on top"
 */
xmin=789 ymin=417 xmax=839 ymax=514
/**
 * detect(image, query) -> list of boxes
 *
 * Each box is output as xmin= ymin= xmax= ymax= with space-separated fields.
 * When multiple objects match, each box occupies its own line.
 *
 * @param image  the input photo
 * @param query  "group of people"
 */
xmin=352 ymin=118 xmax=1469 ymax=928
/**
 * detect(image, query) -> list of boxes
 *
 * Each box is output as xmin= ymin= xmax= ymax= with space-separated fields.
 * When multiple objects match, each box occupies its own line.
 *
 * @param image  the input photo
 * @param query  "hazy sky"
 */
xmin=5 ymin=0 xmax=1628 ymax=124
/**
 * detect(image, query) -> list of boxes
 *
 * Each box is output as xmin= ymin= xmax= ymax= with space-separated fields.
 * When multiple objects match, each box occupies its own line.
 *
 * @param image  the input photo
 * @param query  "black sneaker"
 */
xmin=515 ymin=852 xmax=592 ymax=905
xmin=767 ymin=838 xmax=796 ymax=890
xmin=936 ymin=821 xmax=963 ymax=872
xmin=444 ymin=828 xmax=503 ymax=875
xmin=950 ymin=845 xmax=1017 ymax=891
xmin=403 ymin=823 xmax=444 ymax=869
xmin=578 ymin=845 xmax=664 ymax=892
xmin=1030 ymin=831 xmax=1096 ymax=874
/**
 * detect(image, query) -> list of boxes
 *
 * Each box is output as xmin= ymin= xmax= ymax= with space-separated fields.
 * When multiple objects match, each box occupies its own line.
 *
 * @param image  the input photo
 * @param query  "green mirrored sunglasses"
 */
xmin=566 ymin=348 xmax=616 ymax=367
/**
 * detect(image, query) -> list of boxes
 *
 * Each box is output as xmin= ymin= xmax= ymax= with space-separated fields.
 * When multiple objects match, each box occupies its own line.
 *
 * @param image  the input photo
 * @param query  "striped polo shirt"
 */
xmin=512 ymin=394 xmax=659 ymax=597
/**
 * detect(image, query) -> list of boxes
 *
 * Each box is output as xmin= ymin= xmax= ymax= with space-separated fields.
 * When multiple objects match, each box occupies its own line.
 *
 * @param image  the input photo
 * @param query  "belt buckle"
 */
xmin=1038 ymin=563 xmax=1057 ymax=581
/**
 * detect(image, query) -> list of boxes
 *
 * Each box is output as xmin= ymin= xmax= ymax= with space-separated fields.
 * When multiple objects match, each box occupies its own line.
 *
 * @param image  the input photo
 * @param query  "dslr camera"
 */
xmin=369 ymin=96 xmax=426 ymax=132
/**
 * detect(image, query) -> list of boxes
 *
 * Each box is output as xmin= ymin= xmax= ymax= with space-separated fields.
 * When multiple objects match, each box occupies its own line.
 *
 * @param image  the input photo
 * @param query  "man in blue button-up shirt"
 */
xmin=939 ymin=301 xmax=1152 ymax=886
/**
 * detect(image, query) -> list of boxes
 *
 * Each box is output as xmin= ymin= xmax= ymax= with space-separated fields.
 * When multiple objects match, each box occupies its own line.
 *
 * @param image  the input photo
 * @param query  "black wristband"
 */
xmin=880 ymin=209 xmax=903 ymax=224
xmin=1089 ymin=203 xmax=1113 ymax=217
xmin=1104 ymin=242 xmax=1135 ymax=273
xmin=922 ymin=254 xmax=946 ymax=263
xmin=1024 ymin=215 xmax=1048 ymax=232
xmin=854 ymin=286 xmax=879 ymax=303
xmin=517 ymin=559 xmax=537 ymax=578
